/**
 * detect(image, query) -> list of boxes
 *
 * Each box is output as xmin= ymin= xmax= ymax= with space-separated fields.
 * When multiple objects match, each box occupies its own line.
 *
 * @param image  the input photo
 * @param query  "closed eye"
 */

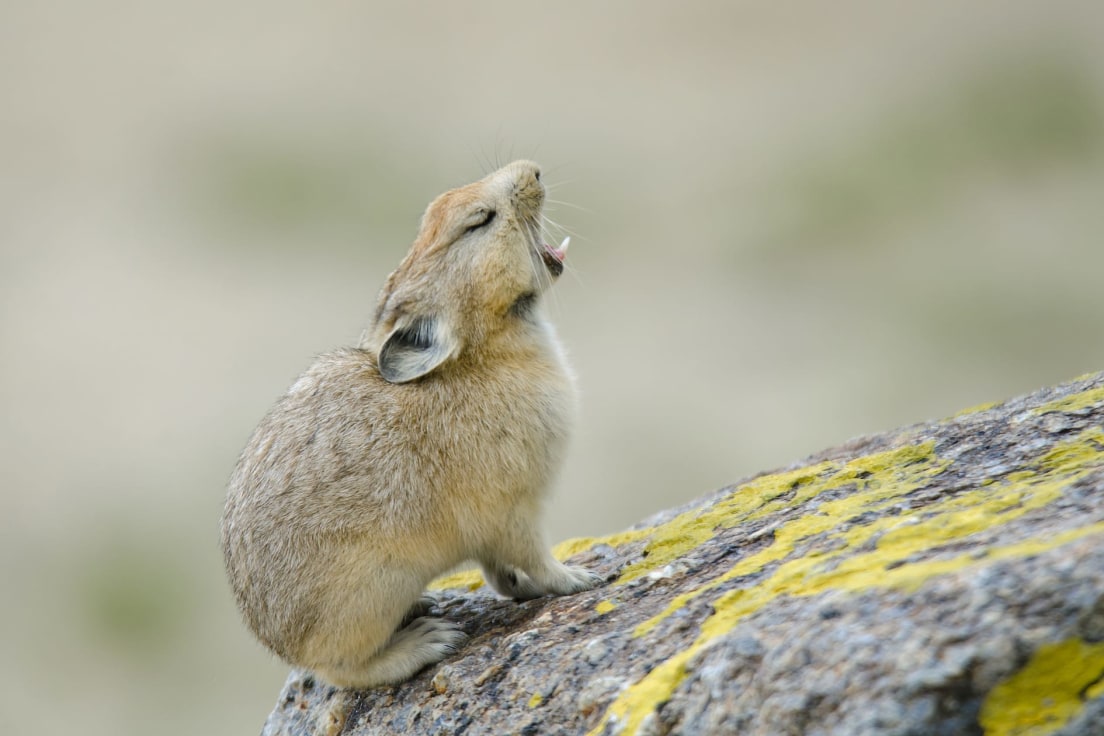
xmin=465 ymin=208 xmax=497 ymax=233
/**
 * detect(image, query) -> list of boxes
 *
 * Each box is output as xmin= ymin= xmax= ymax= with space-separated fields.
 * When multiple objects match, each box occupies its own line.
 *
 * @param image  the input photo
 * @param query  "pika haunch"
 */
xmin=221 ymin=160 xmax=601 ymax=689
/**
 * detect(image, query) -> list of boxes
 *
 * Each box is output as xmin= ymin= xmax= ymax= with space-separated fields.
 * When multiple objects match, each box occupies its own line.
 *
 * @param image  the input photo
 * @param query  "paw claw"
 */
xmin=401 ymin=593 xmax=438 ymax=627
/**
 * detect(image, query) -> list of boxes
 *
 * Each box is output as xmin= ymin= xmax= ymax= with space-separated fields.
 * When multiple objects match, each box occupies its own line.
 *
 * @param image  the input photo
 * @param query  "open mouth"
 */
xmin=539 ymin=236 xmax=570 ymax=278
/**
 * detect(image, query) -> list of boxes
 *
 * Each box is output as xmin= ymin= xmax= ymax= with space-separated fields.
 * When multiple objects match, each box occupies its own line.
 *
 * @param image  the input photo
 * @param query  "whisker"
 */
xmin=543 ymin=163 xmax=573 ymax=177
xmin=541 ymin=215 xmax=585 ymax=241
xmin=546 ymin=198 xmax=591 ymax=213
xmin=468 ymin=143 xmax=488 ymax=176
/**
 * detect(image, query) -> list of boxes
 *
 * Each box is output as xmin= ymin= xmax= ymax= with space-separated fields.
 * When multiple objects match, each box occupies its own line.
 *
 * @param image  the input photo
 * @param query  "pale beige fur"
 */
xmin=221 ymin=161 xmax=601 ymax=690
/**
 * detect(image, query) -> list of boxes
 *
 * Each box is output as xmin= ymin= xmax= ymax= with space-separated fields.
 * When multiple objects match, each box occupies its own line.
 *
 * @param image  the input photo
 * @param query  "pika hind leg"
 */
xmin=313 ymin=616 xmax=466 ymax=690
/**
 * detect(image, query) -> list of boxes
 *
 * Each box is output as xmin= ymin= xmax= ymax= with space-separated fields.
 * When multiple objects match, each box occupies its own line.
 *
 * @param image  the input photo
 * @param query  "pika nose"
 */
xmin=508 ymin=160 xmax=541 ymax=183
xmin=494 ymin=160 xmax=543 ymax=195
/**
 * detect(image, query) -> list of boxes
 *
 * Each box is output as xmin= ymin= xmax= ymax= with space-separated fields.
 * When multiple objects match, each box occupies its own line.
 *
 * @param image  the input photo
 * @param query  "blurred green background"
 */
xmin=3 ymin=1 xmax=1103 ymax=733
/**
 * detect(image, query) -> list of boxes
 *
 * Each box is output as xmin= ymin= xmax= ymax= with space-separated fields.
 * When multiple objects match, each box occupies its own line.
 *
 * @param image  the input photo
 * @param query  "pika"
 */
xmin=221 ymin=160 xmax=601 ymax=689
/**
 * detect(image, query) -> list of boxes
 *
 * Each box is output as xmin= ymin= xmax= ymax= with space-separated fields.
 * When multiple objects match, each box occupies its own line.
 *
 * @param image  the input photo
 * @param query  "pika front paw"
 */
xmin=558 ymin=564 xmax=605 ymax=594
xmin=484 ymin=561 xmax=603 ymax=600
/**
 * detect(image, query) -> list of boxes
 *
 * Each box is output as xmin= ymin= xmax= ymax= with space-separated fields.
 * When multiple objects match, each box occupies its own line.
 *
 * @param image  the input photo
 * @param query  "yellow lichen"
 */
xmin=551 ymin=529 xmax=653 ymax=560
xmin=589 ymin=429 xmax=1104 ymax=736
xmin=1036 ymin=427 xmax=1104 ymax=475
xmin=1032 ymin=385 xmax=1104 ymax=415
xmin=979 ymin=638 xmax=1104 ymax=736
xmin=954 ymin=401 xmax=999 ymax=417
xmin=615 ymin=459 xmax=838 ymax=585
xmin=634 ymin=442 xmax=948 ymax=636
xmin=429 ymin=567 xmax=484 ymax=592
xmin=1088 ymin=674 xmax=1104 ymax=701
xmin=595 ymin=600 xmax=617 ymax=615
xmin=527 ymin=693 xmax=543 ymax=708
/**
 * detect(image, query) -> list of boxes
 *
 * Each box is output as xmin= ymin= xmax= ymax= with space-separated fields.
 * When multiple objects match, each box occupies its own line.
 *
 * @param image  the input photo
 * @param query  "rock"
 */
xmin=259 ymin=372 xmax=1104 ymax=735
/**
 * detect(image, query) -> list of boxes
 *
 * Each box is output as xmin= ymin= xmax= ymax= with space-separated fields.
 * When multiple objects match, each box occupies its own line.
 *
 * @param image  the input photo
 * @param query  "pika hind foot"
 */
xmin=388 ymin=616 xmax=467 ymax=672
xmin=314 ymin=617 xmax=466 ymax=690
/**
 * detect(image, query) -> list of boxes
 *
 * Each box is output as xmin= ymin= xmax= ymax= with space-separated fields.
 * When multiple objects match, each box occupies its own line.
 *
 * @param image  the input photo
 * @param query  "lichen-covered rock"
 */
xmin=260 ymin=372 xmax=1104 ymax=736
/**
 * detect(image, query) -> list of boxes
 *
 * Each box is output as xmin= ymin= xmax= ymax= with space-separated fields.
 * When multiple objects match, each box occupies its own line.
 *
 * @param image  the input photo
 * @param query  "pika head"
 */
xmin=366 ymin=160 xmax=569 ymax=383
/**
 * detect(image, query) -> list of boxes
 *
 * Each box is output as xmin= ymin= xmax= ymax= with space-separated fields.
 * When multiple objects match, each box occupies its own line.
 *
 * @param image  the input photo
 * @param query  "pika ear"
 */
xmin=378 ymin=316 xmax=456 ymax=384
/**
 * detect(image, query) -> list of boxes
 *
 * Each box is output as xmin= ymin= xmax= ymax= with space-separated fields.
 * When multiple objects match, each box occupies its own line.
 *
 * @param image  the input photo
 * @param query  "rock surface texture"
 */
xmin=260 ymin=372 xmax=1104 ymax=736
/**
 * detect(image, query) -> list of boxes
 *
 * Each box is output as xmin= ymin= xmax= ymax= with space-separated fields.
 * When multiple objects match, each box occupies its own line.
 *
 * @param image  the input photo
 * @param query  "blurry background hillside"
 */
xmin=3 ymin=1 xmax=1103 ymax=734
